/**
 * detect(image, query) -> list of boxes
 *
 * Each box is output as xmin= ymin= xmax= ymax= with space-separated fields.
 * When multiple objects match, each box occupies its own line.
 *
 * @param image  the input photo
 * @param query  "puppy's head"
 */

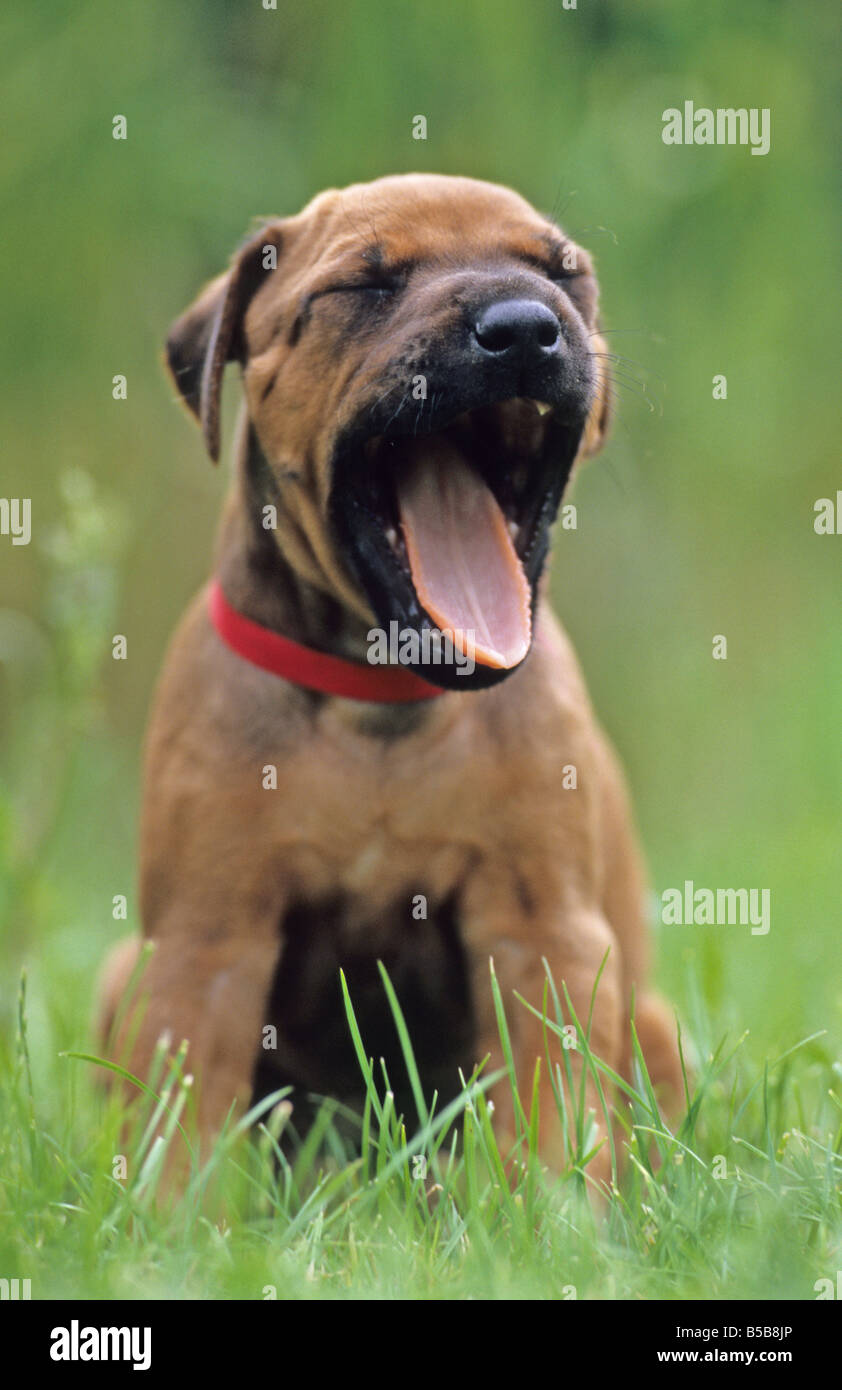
xmin=166 ymin=174 xmax=611 ymax=691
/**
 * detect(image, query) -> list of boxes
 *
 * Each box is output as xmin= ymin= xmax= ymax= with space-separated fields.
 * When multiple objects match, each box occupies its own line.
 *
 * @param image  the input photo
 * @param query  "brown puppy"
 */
xmin=99 ymin=174 xmax=682 ymax=1189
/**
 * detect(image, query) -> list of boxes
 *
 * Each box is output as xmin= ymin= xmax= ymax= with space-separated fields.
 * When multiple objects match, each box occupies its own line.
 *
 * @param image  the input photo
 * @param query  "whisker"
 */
xmin=590 ymin=353 xmax=662 ymax=416
xmin=592 ymin=352 xmax=667 ymax=399
xmin=589 ymin=328 xmax=661 ymax=339
xmin=547 ymin=183 xmax=577 ymax=225
xmin=568 ymin=224 xmax=620 ymax=246
xmin=605 ymin=374 xmax=652 ymax=401
xmin=376 ymin=386 xmax=411 ymax=436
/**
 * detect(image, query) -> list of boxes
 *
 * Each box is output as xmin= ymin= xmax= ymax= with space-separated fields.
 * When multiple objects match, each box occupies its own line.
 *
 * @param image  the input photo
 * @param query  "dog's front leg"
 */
xmin=102 ymin=926 xmax=281 ymax=1184
xmin=462 ymin=884 xmax=623 ymax=1190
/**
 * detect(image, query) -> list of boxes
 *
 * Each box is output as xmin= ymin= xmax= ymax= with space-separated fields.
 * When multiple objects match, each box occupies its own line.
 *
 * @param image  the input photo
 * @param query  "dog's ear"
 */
xmin=580 ymin=329 xmax=613 ymax=458
xmin=165 ymin=225 xmax=283 ymax=462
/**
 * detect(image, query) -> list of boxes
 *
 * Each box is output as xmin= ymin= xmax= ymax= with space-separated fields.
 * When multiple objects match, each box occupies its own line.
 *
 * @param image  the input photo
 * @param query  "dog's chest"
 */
xmin=265 ymin=687 xmax=576 ymax=910
xmin=261 ymin=726 xmax=467 ymax=894
xmin=253 ymin=884 xmax=474 ymax=1115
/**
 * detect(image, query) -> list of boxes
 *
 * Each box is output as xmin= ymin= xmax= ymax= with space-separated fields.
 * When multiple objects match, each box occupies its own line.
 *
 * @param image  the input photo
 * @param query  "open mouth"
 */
xmin=330 ymin=396 xmax=586 ymax=690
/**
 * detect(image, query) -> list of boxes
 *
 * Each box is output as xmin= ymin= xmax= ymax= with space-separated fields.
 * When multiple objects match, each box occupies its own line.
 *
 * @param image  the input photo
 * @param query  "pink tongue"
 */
xmin=396 ymin=438 xmax=532 ymax=670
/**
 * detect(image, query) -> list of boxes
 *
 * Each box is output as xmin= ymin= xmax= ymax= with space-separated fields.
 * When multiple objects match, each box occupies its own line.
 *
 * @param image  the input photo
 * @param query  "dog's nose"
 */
xmin=473 ymin=298 xmax=562 ymax=361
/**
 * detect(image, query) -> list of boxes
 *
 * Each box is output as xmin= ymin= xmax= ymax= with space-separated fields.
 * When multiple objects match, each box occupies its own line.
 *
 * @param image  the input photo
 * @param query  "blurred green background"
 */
xmin=1 ymin=0 xmax=839 ymax=1081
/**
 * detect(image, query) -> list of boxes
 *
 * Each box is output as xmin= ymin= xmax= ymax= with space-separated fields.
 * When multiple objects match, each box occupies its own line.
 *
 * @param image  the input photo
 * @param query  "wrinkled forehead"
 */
xmin=295 ymin=176 xmax=564 ymax=272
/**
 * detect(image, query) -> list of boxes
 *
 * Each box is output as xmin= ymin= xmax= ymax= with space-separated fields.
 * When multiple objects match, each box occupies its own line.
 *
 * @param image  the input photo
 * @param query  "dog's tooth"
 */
xmin=385 ymin=526 xmax=399 ymax=549
xmin=507 ymin=519 xmax=519 ymax=541
xmin=534 ymin=400 xmax=553 ymax=416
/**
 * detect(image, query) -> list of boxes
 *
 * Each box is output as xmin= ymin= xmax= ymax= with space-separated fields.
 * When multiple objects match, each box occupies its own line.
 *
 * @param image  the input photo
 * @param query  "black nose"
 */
xmin=473 ymin=298 xmax=562 ymax=361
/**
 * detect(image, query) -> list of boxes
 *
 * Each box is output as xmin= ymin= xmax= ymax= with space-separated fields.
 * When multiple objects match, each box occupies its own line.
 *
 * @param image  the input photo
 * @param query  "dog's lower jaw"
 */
xmin=327 ymin=405 xmax=586 ymax=692
xmin=213 ymin=421 xmax=538 ymax=706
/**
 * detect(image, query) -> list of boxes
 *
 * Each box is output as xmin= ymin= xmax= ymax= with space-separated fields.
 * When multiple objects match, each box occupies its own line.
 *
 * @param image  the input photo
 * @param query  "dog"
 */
xmin=98 ymin=173 xmax=682 ymax=1189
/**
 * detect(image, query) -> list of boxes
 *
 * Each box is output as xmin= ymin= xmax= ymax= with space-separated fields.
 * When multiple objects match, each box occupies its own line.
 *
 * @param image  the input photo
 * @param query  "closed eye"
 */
xmin=290 ymin=280 xmax=399 ymax=343
xmin=320 ymin=278 xmax=402 ymax=299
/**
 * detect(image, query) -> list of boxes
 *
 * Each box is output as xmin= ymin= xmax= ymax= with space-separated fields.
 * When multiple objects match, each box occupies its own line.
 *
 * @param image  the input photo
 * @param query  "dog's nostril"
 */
xmin=474 ymin=298 xmax=562 ymax=358
xmin=536 ymin=317 xmax=560 ymax=348
xmin=475 ymin=321 xmax=515 ymax=354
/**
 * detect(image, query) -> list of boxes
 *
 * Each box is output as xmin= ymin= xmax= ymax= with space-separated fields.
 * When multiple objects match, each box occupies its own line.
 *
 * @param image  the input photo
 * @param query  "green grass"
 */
xmin=1 ymin=960 xmax=839 ymax=1302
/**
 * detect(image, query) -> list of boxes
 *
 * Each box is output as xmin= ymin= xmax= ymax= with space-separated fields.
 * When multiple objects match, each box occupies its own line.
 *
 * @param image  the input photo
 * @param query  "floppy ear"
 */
xmin=165 ymin=225 xmax=283 ymax=462
xmin=580 ymin=329 xmax=613 ymax=458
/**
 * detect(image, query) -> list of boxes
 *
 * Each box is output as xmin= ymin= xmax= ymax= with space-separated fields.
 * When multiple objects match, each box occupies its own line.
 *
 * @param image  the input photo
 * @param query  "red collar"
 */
xmin=208 ymin=580 xmax=445 ymax=703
